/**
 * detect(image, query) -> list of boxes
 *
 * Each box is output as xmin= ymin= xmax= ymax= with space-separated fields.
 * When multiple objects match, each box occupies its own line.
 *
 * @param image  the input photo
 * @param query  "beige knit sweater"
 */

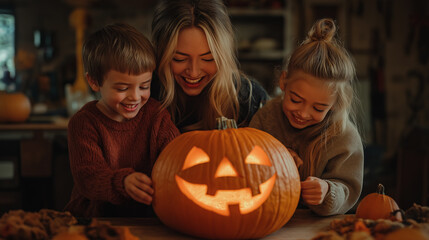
xmin=249 ymin=97 xmax=364 ymax=216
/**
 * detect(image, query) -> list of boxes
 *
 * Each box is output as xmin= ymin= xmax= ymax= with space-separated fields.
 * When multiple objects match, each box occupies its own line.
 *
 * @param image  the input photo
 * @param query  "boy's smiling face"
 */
xmin=88 ymin=70 xmax=152 ymax=122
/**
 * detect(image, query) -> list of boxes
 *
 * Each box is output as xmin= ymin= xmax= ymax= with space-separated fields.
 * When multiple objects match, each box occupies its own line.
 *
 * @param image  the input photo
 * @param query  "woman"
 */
xmin=151 ymin=0 xmax=268 ymax=132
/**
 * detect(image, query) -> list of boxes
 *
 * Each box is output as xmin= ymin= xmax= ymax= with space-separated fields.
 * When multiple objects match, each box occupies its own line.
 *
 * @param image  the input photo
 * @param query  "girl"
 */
xmin=151 ymin=0 xmax=268 ymax=132
xmin=249 ymin=18 xmax=364 ymax=216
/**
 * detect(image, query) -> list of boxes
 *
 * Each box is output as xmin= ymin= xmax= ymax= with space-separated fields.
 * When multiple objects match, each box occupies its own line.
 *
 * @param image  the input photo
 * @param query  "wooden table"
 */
xmin=98 ymin=209 xmax=346 ymax=240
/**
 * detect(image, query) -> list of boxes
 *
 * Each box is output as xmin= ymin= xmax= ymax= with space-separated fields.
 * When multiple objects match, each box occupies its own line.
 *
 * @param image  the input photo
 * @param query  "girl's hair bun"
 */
xmin=306 ymin=18 xmax=336 ymax=43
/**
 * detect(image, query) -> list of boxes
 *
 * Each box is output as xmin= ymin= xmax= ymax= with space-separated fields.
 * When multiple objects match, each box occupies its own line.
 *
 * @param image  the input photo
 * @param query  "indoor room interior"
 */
xmin=0 ymin=0 xmax=428 ymax=222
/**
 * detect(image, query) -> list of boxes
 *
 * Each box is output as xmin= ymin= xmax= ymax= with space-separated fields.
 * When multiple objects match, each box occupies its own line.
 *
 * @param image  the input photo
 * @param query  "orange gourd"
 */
xmin=152 ymin=117 xmax=301 ymax=239
xmin=355 ymin=183 xmax=400 ymax=220
xmin=0 ymin=92 xmax=31 ymax=123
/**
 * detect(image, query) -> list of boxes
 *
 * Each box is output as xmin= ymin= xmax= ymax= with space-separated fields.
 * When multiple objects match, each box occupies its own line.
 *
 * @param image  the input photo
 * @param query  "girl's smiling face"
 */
xmin=88 ymin=70 xmax=152 ymax=122
xmin=171 ymin=27 xmax=217 ymax=96
xmin=280 ymin=70 xmax=336 ymax=129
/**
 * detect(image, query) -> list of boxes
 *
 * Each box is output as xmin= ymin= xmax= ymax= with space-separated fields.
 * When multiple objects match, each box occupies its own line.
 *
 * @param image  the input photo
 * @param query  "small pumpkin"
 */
xmin=152 ymin=117 xmax=301 ymax=239
xmin=355 ymin=183 xmax=400 ymax=220
xmin=0 ymin=92 xmax=31 ymax=123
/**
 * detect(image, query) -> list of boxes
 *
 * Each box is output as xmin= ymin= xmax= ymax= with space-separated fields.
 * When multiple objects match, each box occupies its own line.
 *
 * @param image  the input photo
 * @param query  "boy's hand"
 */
xmin=287 ymin=148 xmax=303 ymax=169
xmin=124 ymin=172 xmax=154 ymax=205
xmin=300 ymin=176 xmax=329 ymax=205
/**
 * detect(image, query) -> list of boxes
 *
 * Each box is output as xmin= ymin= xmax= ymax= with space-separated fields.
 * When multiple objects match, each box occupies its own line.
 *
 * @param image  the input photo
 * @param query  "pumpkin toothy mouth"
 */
xmin=175 ymin=173 xmax=276 ymax=216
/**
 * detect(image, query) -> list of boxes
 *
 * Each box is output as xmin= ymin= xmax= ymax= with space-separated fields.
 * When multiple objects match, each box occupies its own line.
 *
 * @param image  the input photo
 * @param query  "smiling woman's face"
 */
xmin=171 ymin=27 xmax=218 ymax=96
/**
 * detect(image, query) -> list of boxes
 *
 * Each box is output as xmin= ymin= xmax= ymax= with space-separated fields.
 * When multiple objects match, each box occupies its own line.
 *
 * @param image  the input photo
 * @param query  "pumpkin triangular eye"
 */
xmin=244 ymin=146 xmax=272 ymax=166
xmin=182 ymin=147 xmax=210 ymax=170
xmin=215 ymin=157 xmax=238 ymax=178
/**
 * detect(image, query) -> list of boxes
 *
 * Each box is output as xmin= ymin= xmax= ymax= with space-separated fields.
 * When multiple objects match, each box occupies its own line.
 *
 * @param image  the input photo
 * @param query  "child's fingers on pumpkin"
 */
xmin=130 ymin=177 xmax=153 ymax=193
xmin=302 ymin=197 xmax=316 ymax=205
xmin=129 ymin=188 xmax=153 ymax=204
xmin=301 ymin=193 xmax=322 ymax=201
xmin=301 ymin=194 xmax=323 ymax=205
xmin=133 ymin=172 xmax=153 ymax=185
xmin=301 ymin=176 xmax=325 ymax=190
xmin=305 ymin=199 xmax=323 ymax=205
xmin=136 ymin=183 xmax=154 ymax=195
xmin=301 ymin=183 xmax=323 ymax=194
xmin=300 ymin=180 xmax=318 ymax=189
xmin=304 ymin=176 xmax=319 ymax=182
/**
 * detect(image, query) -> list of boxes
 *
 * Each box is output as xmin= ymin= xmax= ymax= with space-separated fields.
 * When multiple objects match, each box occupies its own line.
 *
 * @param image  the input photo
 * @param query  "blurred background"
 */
xmin=0 ymin=0 xmax=428 ymax=214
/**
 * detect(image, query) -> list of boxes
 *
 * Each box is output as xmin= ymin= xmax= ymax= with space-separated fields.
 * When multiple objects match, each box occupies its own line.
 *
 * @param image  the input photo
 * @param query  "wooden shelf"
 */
xmin=228 ymin=1 xmax=290 ymax=95
xmin=228 ymin=8 xmax=286 ymax=17
xmin=0 ymin=116 xmax=68 ymax=131
xmin=238 ymin=50 xmax=285 ymax=61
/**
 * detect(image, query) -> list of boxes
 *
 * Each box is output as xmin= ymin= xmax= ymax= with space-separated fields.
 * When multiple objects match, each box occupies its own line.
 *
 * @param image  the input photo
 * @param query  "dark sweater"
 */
xmin=64 ymin=98 xmax=180 ymax=217
xmin=151 ymin=75 xmax=269 ymax=132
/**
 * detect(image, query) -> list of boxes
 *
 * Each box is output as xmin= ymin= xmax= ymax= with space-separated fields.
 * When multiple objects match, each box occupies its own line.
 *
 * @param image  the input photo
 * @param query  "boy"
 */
xmin=65 ymin=23 xmax=180 ymax=217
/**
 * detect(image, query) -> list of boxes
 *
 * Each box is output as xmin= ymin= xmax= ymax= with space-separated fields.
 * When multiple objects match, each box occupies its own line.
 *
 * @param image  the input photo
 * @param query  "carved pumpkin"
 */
xmin=355 ymin=183 xmax=400 ymax=220
xmin=0 ymin=92 xmax=31 ymax=123
xmin=152 ymin=117 xmax=301 ymax=239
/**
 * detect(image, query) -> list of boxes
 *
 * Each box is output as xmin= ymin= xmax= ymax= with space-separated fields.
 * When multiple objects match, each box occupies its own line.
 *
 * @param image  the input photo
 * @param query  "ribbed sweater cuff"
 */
xmin=112 ymin=168 xmax=135 ymax=202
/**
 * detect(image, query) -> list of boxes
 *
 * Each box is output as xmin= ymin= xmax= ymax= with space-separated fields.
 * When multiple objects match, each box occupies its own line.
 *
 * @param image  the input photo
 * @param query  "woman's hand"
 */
xmin=300 ymin=176 xmax=329 ymax=205
xmin=287 ymin=148 xmax=303 ymax=169
xmin=124 ymin=172 xmax=154 ymax=205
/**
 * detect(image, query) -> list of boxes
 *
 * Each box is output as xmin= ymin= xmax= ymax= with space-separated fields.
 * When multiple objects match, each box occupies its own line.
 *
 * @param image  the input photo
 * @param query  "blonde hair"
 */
xmin=152 ymin=0 xmax=247 ymax=131
xmin=284 ymin=18 xmax=358 ymax=178
xmin=83 ymin=23 xmax=155 ymax=86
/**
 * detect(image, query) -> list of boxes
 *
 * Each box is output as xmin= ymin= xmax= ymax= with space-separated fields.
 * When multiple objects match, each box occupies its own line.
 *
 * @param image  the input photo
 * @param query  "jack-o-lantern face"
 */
xmin=152 ymin=121 xmax=301 ymax=239
xmin=176 ymin=146 xmax=276 ymax=216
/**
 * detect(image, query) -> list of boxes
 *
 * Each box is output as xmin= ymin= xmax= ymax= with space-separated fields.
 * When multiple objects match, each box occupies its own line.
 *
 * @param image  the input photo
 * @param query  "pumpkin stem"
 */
xmin=377 ymin=183 xmax=385 ymax=195
xmin=216 ymin=117 xmax=237 ymax=130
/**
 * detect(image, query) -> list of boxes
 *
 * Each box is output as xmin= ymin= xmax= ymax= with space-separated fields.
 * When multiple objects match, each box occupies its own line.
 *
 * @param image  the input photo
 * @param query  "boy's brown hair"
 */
xmin=83 ymin=23 xmax=155 ymax=86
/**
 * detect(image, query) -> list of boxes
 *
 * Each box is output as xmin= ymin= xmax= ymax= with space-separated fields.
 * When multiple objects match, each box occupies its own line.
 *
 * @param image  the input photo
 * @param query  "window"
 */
xmin=0 ymin=9 xmax=15 ymax=91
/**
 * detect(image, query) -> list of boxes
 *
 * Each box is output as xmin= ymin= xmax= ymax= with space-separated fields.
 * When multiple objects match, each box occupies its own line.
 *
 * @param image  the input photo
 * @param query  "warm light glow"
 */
xmin=175 ymin=174 xmax=277 ymax=216
xmin=245 ymin=146 xmax=272 ymax=166
xmin=215 ymin=157 xmax=238 ymax=178
xmin=182 ymin=147 xmax=210 ymax=170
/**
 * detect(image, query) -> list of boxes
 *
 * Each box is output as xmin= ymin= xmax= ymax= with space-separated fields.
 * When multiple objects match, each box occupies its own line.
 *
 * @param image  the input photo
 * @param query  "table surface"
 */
xmin=98 ymin=209 xmax=346 ymax=240
xmin=0 ymin=116 xmax=69 ymax=131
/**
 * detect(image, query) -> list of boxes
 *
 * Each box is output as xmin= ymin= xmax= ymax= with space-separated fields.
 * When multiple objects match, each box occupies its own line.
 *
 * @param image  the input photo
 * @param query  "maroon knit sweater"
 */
xmin=64 ymin=98 xmax=180 ymax=217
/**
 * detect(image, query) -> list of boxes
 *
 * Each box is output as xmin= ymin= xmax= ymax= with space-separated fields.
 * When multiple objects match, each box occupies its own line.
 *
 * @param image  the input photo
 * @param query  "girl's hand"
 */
xmin=124 ymin=172 xmax=154 ymax=205
xmin=287 ymin=148 xmax=303 ymax=169
xmin=300 ymin=176 xmax=329 ymax=205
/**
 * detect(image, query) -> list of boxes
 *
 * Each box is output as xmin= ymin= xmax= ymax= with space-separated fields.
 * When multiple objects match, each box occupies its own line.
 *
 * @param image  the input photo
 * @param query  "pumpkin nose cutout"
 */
xmin=215 ymin=157 xmax=238 ymax=178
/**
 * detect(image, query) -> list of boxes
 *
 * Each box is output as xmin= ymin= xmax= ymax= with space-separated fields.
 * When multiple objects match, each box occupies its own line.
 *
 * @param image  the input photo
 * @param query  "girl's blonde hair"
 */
xmin=284 ymin=18 xmax=358 ymax=178
xmin=152 ymin=0 xmax=247 ymax=131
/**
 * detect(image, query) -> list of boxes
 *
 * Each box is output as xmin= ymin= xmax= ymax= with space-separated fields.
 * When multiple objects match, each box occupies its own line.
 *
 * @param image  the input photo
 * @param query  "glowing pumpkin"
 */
xmin=355 ymin=183 xmax=400 ymax=220
xmin=152 ymin=117 xmax=301 ymax=239
xmin=0 ymin=92 xmax=31 ymax=123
